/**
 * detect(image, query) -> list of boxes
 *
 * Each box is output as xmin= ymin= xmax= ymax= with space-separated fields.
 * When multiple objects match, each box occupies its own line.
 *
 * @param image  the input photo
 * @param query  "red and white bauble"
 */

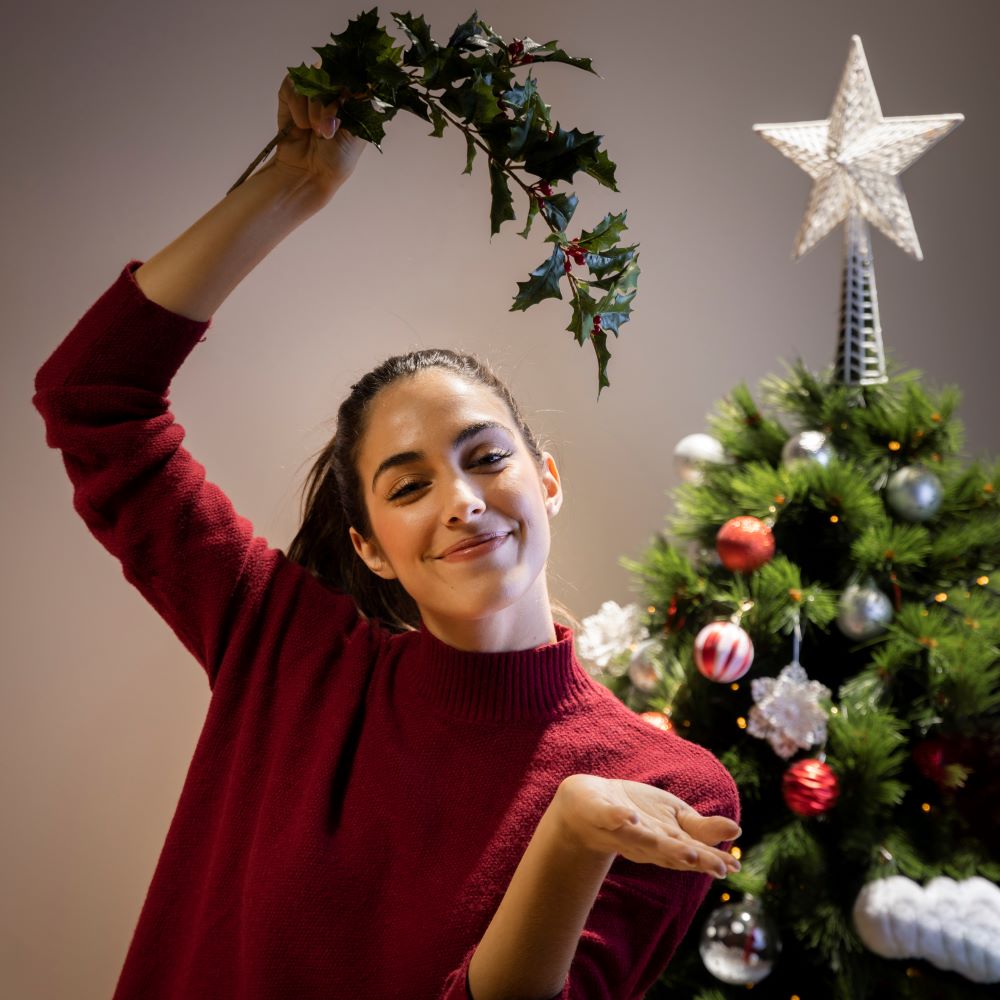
xmin=694 ymin=621 xmax=755 ymax=683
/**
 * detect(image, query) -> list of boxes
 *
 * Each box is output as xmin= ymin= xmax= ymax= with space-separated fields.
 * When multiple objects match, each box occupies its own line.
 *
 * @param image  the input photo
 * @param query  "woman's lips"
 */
xmin=437 ymin=531 xmax=510 ymax=561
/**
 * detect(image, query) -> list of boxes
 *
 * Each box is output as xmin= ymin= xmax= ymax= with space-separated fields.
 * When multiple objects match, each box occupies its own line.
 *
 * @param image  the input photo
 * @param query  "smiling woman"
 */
xmin=32 ymin=66 xmax=739 ymax=1000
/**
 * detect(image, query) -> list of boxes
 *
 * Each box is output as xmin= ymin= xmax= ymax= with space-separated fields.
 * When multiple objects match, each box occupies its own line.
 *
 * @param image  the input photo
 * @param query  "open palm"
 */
xmin=556 ymin=774 xmax=741 ymax=878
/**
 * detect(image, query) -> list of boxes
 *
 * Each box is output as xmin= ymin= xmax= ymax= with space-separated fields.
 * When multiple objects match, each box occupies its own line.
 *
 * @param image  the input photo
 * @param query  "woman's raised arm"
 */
xmin=134 ymin=74 xmax=366 ymax=320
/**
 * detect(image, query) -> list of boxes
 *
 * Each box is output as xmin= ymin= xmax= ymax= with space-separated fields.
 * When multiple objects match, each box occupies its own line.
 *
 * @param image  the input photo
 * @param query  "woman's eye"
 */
xmin=475 ymin=449 xmax=513 ymax=468
xmin=387 ymin=480 xmax=426 ymax=501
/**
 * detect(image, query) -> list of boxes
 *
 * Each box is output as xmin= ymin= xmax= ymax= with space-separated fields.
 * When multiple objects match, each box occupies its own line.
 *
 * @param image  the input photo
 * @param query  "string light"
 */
xmin=730 ymin=682 xmax=740 ymax=691
xmin=977 ymin=576 xmax=990 ymax=586
xmin=647 ymin=605 xmax=655 ymax=614
xmin=888 ymin=440 xmax=902 ymax=451
xmin=985 ymin=483 xmax=995 ymax=494
xmin=934 ymin=592 xmax=948 ymax=603
xmin=921 ymin=802 xmax=931 ymax=813
xmin=829 ymin=514 xmax=840 ymax=524
xmin=720 ymin=892 xmax=731 ymax=902
xmin=730 ymin=846 xmax=742 ymax=860
xmin=931 ymin=412 xmax=942 ymax=423
xmin=736 ymin=716 xmax=748 ymax=730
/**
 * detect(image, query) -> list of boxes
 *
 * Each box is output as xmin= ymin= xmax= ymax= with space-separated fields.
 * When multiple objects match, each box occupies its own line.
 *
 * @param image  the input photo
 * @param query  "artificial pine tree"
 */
xmin=577 ymin=37 xmax=999 ymax=999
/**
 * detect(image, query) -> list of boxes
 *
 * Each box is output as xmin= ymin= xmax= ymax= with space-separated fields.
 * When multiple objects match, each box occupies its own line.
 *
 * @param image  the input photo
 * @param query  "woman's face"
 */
xmin=348 ymin=368 xmax=562 ymax=649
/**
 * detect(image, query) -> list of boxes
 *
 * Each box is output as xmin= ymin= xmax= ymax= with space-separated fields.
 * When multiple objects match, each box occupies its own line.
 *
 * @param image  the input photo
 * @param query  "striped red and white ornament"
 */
xmin=694 ymin=621 xmax=755 ymax=682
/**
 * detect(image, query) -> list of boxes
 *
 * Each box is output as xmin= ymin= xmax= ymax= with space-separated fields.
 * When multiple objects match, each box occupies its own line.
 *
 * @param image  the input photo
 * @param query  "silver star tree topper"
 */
xmin=754 ymin=36 xmax=963 ymax=384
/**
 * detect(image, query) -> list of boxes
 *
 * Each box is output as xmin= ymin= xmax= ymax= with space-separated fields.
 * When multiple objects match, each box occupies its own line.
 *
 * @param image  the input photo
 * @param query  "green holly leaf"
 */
xmin=394 ymin=85 xmax=430 ymax=122
xmin=287 ymin=63 xmax=338 ymax=100
xmin=591 ymin=328 xmax=613 ymax=395
xmin=586 ymin=244 xmax=638 ymax=280
xmin=463 ymin=132 xmax=477 ymax=173
xmin=578 ymin=147 xmax=618 ymax=191
xmin=518 ymin=196 xmax=540 ymax=239
xmin=489 ymin=160 xmax=515 ymax=235
xmin=566 ymin=285 xmax=600 ymax=344
xmin=441 ymin=72 xmax=503 ymax=126
xmin=523 ymin=124 xmax=602 ymax=184
xmin=593 ymin=258 xmax=640 ymax=333
xmin=391 ymin=11 xmax=436 ymax=65
xmin=447 ymin=11 xmax=492 ymax=51
xmin=539 ymin=192 xmax=578 ymax=232
xmin=338 ymin=96 xmax=396 ymax=148
xmin=428 ymin=102 xmax=447 ymax=137
xmin=521 ymin=38 xmax=598 ymax=75
xmin=579 ymin=211 xmax=628 ymax=252
xmin=511 ymin=248 xmax=566 ymax=310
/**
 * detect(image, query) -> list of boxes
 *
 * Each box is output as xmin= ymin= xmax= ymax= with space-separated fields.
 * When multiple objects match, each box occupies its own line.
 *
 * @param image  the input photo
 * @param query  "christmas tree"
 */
xmin=576 ymin=37 xmax=999 ymax=999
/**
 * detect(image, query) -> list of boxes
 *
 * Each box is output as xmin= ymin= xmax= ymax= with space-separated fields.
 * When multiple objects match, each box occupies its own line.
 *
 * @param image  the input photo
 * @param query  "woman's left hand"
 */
xmin=554 ymin=774 xmax=741 ymax=879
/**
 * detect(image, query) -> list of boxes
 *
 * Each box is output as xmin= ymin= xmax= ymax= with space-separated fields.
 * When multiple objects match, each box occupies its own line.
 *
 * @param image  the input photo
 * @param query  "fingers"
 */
xmin=279 ymin=75 xmax=340 ymax=139
xmin=679 ymin=810 xmax=741 ymax=846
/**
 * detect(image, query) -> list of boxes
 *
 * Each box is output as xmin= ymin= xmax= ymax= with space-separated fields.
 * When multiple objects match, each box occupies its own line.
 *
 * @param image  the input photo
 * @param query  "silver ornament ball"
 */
xmin=886 ymin=466 xmax=943 ymax=522
xmin=782 ymin=430 xmax=834 ymax=468
xmin=838 ymin=580 xmax=894 ymax=640
xmin=699 ymin=898 xmax=781 ymax=985
xmin=673 ymin=433 xmax=728 ymax=484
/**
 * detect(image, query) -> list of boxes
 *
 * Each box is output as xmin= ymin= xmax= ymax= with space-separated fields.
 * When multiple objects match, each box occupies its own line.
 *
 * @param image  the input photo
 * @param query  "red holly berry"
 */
xmin=563 ymin=256 xmax=572 ymax=274
xmin=521 ymin=54 xmax=534 ymax=64
xmin=593 ymin=314 xmax=603 ymax=328
xmin=537 ymin=182 xmax=553 ymax=197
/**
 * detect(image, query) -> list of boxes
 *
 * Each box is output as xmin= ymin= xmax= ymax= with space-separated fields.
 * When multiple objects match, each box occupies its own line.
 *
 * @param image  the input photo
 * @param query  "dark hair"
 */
xmin=285 ymin=349 xmax=545 ymax=633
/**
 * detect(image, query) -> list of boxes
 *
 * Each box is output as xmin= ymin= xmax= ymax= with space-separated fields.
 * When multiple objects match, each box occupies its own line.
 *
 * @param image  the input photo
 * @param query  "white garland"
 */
xmin=853 ymin=875 xmax=1000 ymax=983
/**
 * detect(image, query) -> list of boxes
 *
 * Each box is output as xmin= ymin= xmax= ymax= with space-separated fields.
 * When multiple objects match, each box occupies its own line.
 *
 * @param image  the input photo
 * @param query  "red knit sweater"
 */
xmin=33 ymin=262 xmax=739 ymax=999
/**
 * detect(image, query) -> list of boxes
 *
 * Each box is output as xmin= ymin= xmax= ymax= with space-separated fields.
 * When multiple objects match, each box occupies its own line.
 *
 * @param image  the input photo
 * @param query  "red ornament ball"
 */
xmin=716 ymin=516 xmax=776 ymax=573
xmin=694 ymin=621 xmax=754 ymax=683
xmin=638 ymin=711 xmax=674 ymax=733
xmin=782 ymin=758 xmax=839 ymax=817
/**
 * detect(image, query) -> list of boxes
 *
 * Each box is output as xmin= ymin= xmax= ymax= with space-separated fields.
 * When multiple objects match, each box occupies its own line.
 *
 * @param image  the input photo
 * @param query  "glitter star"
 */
xmin=753 ymin=35 xmax=963 ymax=260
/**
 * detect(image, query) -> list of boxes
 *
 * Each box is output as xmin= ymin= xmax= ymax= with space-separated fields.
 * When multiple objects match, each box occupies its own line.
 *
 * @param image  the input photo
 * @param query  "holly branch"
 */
xmin=230 ymin=8 xmax=639 ymax=394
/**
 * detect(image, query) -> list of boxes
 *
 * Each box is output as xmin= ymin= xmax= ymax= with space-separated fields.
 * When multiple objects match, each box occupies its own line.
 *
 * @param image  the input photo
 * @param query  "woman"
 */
xmin=33 ymin=73 xmax=740 ymax=999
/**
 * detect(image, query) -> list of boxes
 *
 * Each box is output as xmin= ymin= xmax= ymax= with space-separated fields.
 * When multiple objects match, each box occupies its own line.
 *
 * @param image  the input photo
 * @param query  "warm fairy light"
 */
xmin=985 ymin=483 xmax=995 ymax=494
xmin=829 ymin=514 xmax=840 ymax=524
xmin=768 ymin=505 xmax=777 ymax=514
xmin=730 ymin=682 xmax=740 ymax=691
xmin=730 ymin=846 xmax=742 ymax=860
xmin=888 ymin=440 xmax=902 ymax=451
xmin=934 ymin=592 xmax=948 ymax=603
xmin=977 ymin=576 xmax=990 ymax=586
xmin=920 ymin=609 xmax=930 ymax=617
xmin=792 ymin=995 xmax=802 ymax=1000
xmin=682 ymin=719 xmax=691 ymax=728
xmin=774 ymin=494 xmax=785 ymax=505
xmin=720 ymin=892 xmax=731 ymax=902
xmin=830 ymin=706 xmax=839 ymax=715
xmin=736 ymin=716 xmax=748 ymax=730
xmin=931 ymin=412 xmax=942 ymax=423
xmin=647 ymin=605 xmax=655 ymax=614
xmin=921 ymin=802 xmax=931 ymax=813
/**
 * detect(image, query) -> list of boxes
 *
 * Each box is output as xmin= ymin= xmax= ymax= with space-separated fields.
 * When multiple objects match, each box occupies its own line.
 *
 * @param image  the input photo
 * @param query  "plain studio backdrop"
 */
xmin=2 ymin=0 xmax=997 ymax=995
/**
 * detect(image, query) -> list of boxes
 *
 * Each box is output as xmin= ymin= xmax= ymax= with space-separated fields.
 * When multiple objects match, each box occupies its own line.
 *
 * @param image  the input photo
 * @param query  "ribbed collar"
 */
xmin=399 ymin=623 xmax=595 ymax=724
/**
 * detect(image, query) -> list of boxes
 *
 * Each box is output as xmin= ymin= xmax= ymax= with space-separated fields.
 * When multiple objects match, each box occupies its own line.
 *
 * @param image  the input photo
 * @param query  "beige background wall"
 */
xmin=3 ymin=0 xmax=997 ymax=995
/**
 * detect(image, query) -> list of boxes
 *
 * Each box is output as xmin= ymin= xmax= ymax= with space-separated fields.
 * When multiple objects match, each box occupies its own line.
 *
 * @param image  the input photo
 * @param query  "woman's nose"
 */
xmin=444 ymin=476 xmax=486 ymax=523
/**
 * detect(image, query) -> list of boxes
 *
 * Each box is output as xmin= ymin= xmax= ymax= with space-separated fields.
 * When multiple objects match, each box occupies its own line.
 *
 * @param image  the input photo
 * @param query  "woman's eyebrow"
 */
xmin=371 ymin=420 xmax=514 ymax=491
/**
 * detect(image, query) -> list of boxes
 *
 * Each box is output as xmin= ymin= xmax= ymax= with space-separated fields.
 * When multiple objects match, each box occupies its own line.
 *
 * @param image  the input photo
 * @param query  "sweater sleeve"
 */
xmin=439 ymin=759 xmax=740 ymax=1000
xmin=32 ymin=260 xmax=357 ymax=688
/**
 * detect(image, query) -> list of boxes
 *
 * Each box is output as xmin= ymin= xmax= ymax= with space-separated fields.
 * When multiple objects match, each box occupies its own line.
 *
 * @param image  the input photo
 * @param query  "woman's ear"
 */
xmin=348 ymin=527 xmax=398 ymax=580
xmin=540 ymin=452 xmax=563 ymax=517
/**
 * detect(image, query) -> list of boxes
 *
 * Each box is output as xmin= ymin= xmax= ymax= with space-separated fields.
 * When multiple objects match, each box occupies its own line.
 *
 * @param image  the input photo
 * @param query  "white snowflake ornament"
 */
xmin=747 ymin=662 xmax=831 ymax=759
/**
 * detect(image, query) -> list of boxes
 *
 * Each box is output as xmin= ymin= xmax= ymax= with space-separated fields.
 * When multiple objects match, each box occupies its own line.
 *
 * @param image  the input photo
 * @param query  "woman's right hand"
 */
xmin=273 ymin=73 xmax=367 ymax=195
